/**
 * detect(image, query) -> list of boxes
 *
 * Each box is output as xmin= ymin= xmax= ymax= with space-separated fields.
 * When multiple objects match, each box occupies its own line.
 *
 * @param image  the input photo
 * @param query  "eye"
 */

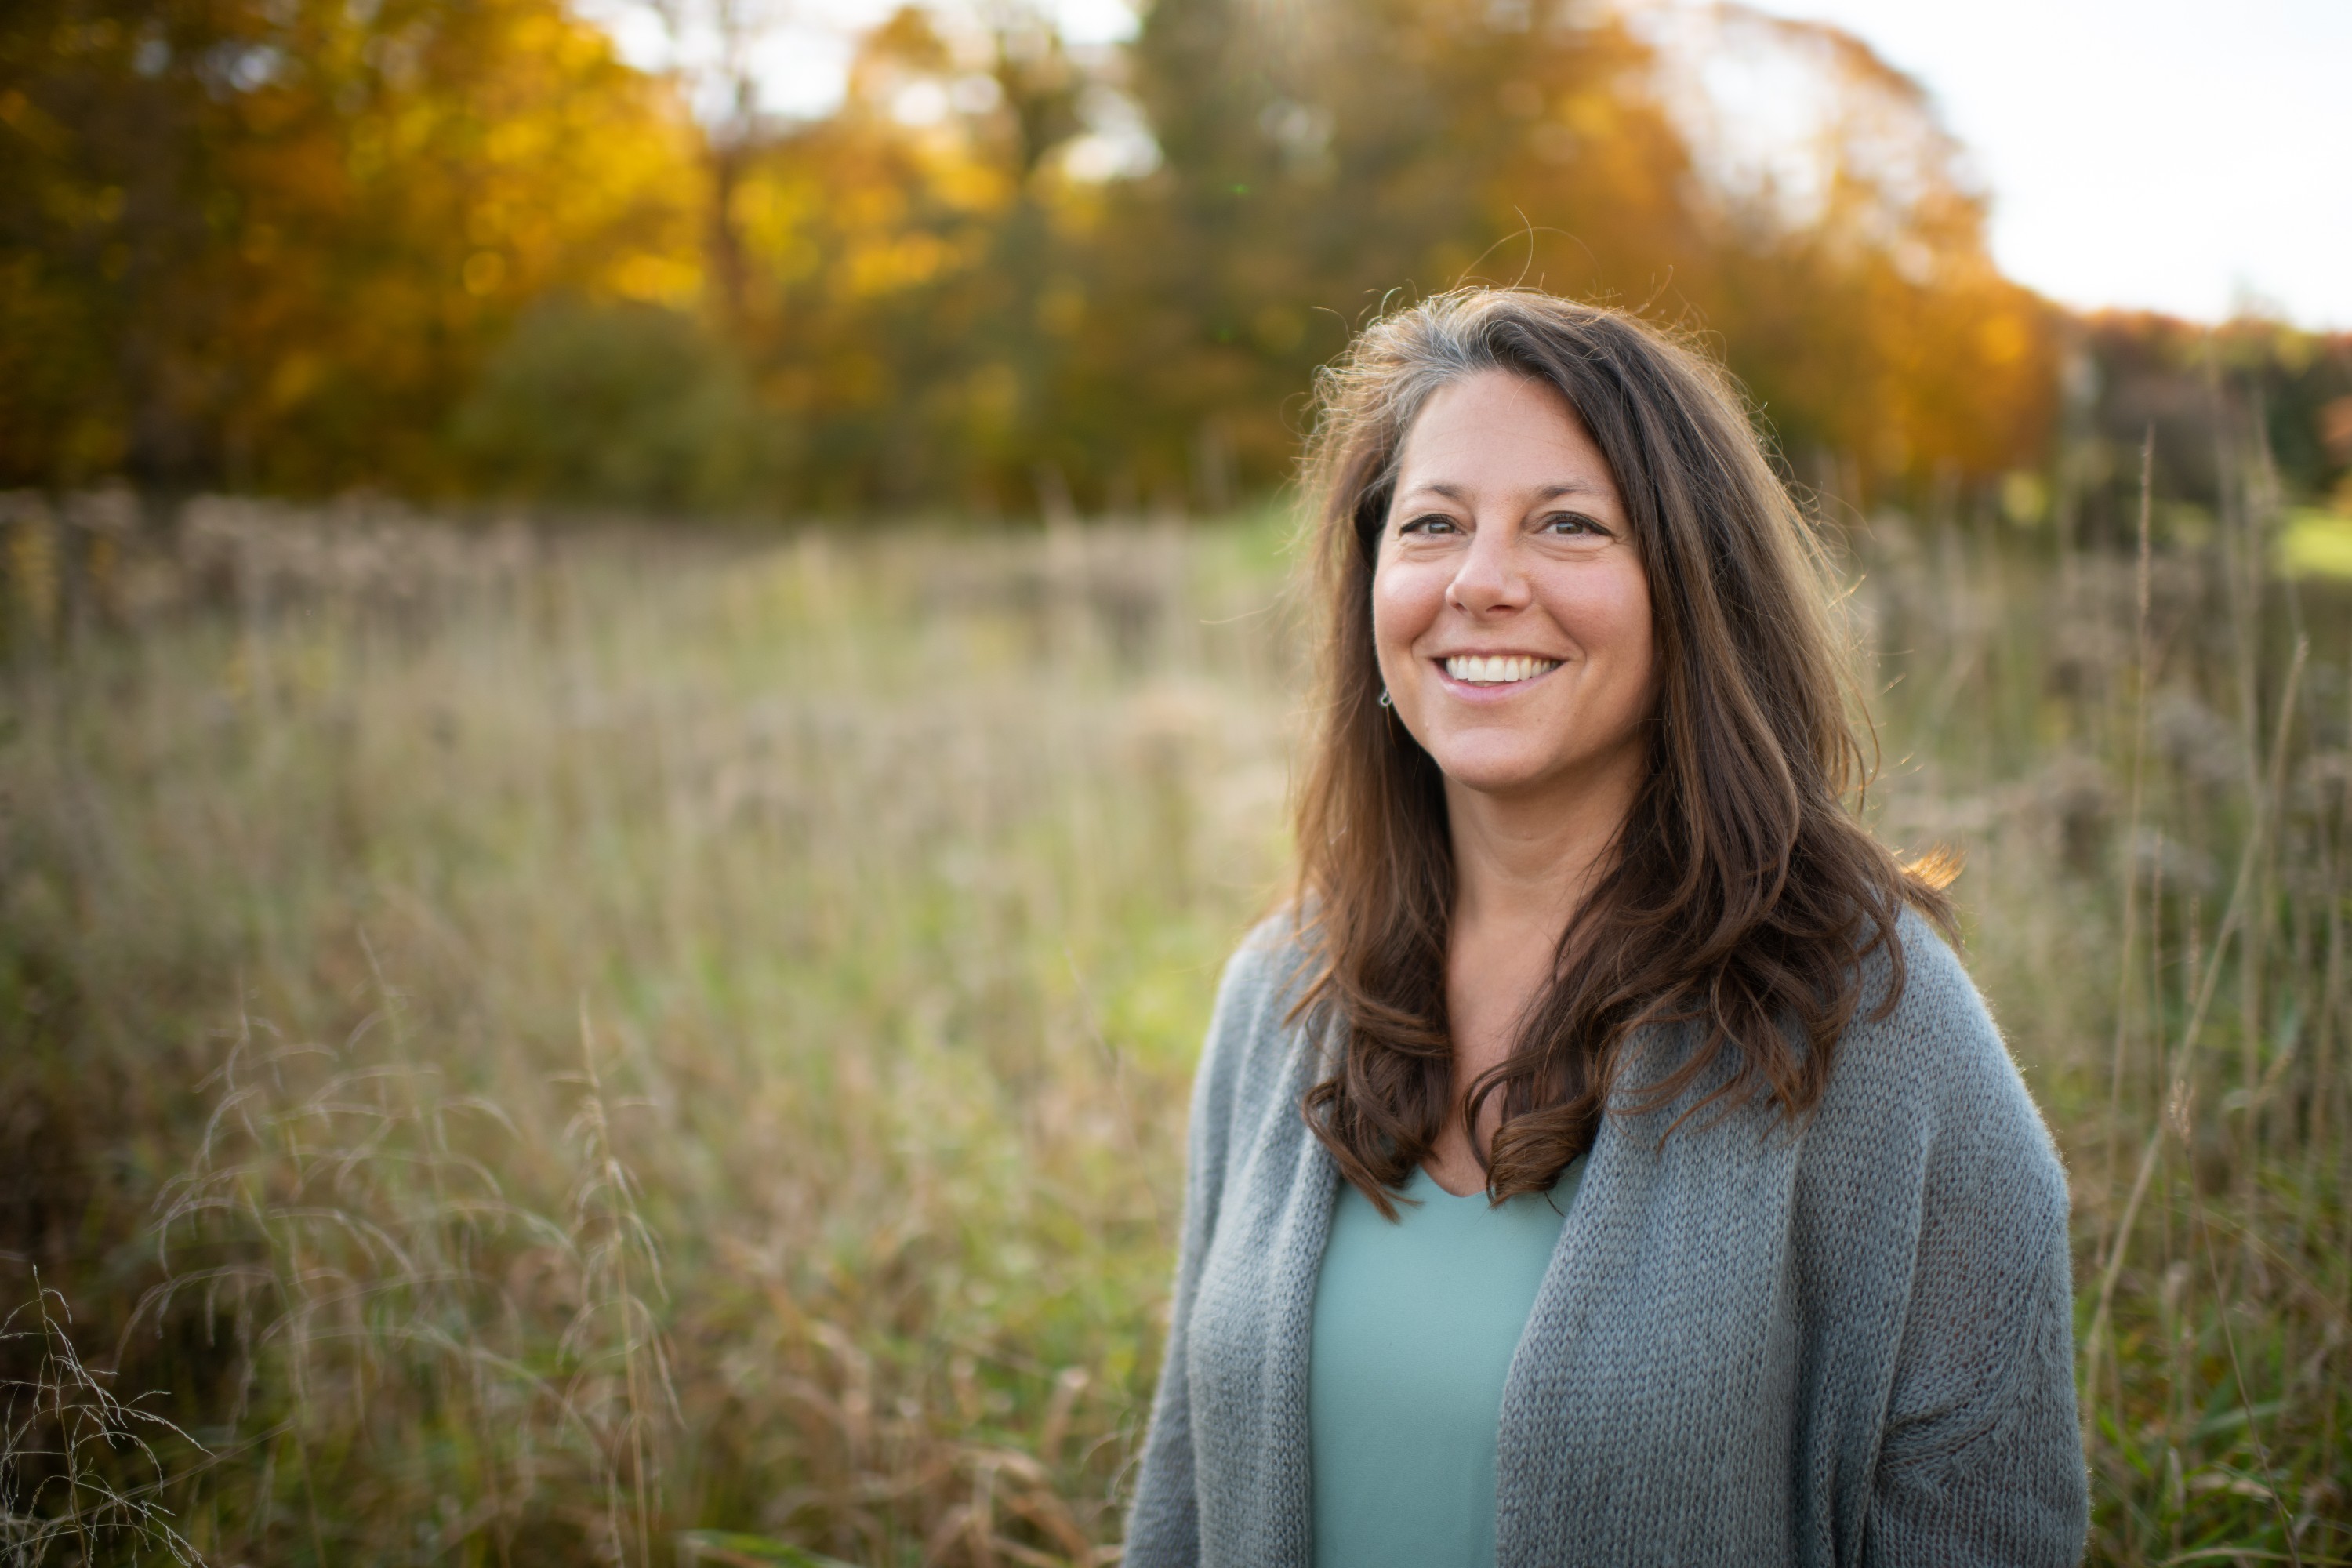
xmin=1398 ymin=513 xmax=1463 ymax=537
xmin=1538 ymin=511 xmax=1609 ymax=538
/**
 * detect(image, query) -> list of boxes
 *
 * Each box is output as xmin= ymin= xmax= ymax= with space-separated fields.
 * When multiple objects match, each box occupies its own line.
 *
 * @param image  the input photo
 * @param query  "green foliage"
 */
xmin=679 ymin=1533 xmax=861 ymax=1566
xmin=454 ymin=299 xmax=783 ymax=514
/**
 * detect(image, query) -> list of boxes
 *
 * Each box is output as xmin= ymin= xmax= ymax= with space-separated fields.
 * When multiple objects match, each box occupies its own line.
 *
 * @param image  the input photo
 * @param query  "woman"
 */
xmin=1123 ymin=289 xmax=2087 ymax=1567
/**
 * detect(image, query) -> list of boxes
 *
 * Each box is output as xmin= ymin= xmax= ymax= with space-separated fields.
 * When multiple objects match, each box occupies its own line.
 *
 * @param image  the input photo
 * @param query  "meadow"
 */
xmin=0 ymin=481 xmax=2346 ymax=1566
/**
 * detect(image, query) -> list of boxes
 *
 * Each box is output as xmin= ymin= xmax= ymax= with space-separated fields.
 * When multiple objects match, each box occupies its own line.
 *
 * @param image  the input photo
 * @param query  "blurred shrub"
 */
xmin=454 ymin=299 xmax=784 ymax=514
xmin=2070 ymin=314 xmax=2352 ymax=544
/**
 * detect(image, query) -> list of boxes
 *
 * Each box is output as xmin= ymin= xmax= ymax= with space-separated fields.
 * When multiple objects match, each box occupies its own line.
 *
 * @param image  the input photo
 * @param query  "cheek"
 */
xmin=1613 ymin=593 xmax=1656 ymax=677
xmin=1368 ymin=565 xmax=1440 ymax=705
xmin=1606 ymin=588 xmax=1659 ymax=707
xmin=1556 ymin=566 xmax=1652 ymax=664
xmin=1370 ymin=557 xmax=1445 ymax=649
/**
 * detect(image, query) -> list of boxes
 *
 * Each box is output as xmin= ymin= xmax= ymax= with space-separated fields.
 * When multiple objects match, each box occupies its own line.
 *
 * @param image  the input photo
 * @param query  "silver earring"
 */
xmin=1377 ymin=690 xmax=1392 ymax=710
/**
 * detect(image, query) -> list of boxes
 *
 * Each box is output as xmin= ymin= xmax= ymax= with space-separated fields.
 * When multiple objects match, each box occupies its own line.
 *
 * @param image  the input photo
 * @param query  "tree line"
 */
xmin=3 ymin=0 xmax=2345 ymax=518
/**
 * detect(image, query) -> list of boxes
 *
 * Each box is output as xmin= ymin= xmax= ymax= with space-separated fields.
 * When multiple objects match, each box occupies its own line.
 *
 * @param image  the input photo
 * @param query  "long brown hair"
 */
xmin=1290 ymin=288 xmax=1953 ymax=1213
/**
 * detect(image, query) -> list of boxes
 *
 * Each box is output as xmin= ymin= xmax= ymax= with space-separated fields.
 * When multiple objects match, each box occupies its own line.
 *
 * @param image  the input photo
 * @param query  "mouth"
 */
xmin=1440 ymin=654 xmax=1561 ymax=688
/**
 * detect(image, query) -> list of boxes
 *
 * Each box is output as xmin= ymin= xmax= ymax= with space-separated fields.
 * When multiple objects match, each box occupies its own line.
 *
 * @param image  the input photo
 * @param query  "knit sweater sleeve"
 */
xmin=1859 ymin=919 xmax=2089 ymax=1567
xmin=1123 ymin=923 xmax=1286 ymax=1568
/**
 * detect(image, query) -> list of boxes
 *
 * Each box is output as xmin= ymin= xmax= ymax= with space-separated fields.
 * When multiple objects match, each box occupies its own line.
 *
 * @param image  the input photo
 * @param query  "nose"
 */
xmin=1445 ymin=521 xmax=1528 ymax=616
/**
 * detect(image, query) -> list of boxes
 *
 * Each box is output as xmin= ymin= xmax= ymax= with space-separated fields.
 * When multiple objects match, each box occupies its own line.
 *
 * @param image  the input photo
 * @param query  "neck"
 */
xmin=1444 ymin=756 xmax=1642 ymax=942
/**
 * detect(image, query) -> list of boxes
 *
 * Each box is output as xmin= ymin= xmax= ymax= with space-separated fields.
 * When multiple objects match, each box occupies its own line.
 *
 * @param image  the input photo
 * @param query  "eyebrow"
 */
xmin=1399 ymin=481 xmax=1609 ymax=505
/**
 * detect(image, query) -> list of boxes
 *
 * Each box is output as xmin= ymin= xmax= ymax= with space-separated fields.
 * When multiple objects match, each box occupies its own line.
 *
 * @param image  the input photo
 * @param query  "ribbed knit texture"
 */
xmin=1123 ymin=909 xmax=2089 ymax=1568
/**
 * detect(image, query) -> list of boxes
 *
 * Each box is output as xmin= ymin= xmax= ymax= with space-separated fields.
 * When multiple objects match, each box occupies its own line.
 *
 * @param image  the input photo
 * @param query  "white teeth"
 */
xmin=1445 ymin=655 xmax=1559 ymax=684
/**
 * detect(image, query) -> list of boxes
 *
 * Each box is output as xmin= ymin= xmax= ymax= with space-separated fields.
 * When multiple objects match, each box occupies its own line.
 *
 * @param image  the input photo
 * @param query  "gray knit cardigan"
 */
xmin=1123 ymin=909 xmax=2089 ymax=1567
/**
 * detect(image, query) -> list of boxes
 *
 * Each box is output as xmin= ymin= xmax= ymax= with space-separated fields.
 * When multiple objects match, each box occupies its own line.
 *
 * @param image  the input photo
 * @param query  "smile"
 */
xmin=1442 ymin=655 xmax=1560 ymax=685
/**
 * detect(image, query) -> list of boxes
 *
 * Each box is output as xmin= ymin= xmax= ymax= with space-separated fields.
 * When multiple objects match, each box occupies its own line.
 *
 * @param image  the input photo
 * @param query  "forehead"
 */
xmin=1392 ymin=371 xmax=1617 ymax=502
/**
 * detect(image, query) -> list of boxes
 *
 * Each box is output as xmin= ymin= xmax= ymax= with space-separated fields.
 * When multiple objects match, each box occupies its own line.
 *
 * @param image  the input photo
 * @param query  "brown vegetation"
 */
xmin=0 ymin=442 xmax=2346 ymax=1561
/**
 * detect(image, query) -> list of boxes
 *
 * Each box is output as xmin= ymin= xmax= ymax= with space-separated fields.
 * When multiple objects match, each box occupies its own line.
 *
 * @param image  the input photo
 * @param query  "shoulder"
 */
xmin=1814 ymin=907 xmax=2068 ymax=1215
xmin=1839 ymin=908 xmax=2045 ymax=1123
xmin=1189 ymin=906 xmax=1321 ymax=1130
xmin=1213 ymin=906 xmax=1319 ymax=1025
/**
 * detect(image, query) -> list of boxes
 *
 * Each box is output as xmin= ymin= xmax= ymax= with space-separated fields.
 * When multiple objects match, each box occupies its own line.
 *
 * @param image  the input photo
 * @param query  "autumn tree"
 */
xmin=4 ymin=0 xmax=2074 ymax=514
xmin=0 ymin=0 xmax=702 ymax=494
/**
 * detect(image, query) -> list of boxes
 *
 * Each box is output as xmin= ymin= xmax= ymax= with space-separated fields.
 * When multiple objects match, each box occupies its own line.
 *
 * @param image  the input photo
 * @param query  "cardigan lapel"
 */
xmin=1192 ymin=1014 xmax=1334 ymax=1568
xmin=1492 ymin=1025 xmax=1808 ymax=1566
xmin=1261 ymin=1125 xmax=1335 ymax=1566
xmin=1261 ymin=1030 xmax=1338 ymax=1567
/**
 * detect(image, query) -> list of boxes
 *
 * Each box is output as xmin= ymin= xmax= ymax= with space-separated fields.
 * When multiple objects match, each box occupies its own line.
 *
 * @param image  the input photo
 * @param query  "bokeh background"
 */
xmin=2 ymin=0 xmax=2350 ymax=1563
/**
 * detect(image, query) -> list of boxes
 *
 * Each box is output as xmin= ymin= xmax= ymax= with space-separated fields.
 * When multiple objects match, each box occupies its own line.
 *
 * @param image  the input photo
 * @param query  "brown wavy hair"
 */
xmin=1289 ymin=288 xmax=1955 ymax=1213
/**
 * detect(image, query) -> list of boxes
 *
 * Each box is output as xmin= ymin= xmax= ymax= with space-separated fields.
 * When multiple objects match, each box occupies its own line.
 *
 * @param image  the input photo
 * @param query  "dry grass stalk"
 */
xmin=1 ymin=1273 xmax=206 ymax=1565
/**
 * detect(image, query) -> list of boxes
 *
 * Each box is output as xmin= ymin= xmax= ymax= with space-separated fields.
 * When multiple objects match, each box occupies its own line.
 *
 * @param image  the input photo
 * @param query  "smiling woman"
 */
xmin=1123 ymin=289 xmax=2089 ymax=1567
xmin=1370 ymin=372 xmax=1659 ymax=1199
xmin=1375 ymin=372 xmax=1654 ymax=817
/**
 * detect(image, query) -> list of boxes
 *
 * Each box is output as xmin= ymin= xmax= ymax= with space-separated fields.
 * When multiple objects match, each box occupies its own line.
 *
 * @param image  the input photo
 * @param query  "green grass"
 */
xmin=0 ymin=492 xmax=2344 ymax=1564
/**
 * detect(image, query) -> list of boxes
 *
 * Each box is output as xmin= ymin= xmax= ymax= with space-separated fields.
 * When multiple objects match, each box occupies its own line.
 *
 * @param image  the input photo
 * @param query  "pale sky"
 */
xmin=1722 ymin=0 xmax=2351 ymax=328
xmin=589 ymin=0 xmax=2351 ymax=329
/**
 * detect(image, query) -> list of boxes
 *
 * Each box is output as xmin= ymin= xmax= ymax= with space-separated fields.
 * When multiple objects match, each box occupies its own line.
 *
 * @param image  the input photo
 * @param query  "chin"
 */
xmin=1421 ymin=744 xmax=1555 ymax=797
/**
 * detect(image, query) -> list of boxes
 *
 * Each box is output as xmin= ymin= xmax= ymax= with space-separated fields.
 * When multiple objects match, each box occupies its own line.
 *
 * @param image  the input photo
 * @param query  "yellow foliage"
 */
xmin=848 ymin=232 xmax=953 ymax=296
xmin=612 ymin=252 xmax=702 ymax=305
xmin=2280 ymin=509 xmax=2352 ymax=579
xmin=4 ymin=0 xmax=2214 ymax=514
xmin=1 ymin=0 xmax=706 ymax=493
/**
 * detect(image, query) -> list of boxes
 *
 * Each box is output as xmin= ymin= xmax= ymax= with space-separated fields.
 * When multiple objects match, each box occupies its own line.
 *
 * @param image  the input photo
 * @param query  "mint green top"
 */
xmin=1308 ymin=1160 xmax=1583 ymax=1568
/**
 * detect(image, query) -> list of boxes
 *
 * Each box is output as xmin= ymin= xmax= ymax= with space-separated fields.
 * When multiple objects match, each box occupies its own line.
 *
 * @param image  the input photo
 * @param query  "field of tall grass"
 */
xmin=0 ymin=477 xmax=2346 ymax=1565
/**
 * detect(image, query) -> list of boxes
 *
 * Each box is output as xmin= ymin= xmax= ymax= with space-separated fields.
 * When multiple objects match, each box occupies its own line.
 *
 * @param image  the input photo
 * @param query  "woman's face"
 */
xmin=1371 ymin=370 xmax=1657 ymax=807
